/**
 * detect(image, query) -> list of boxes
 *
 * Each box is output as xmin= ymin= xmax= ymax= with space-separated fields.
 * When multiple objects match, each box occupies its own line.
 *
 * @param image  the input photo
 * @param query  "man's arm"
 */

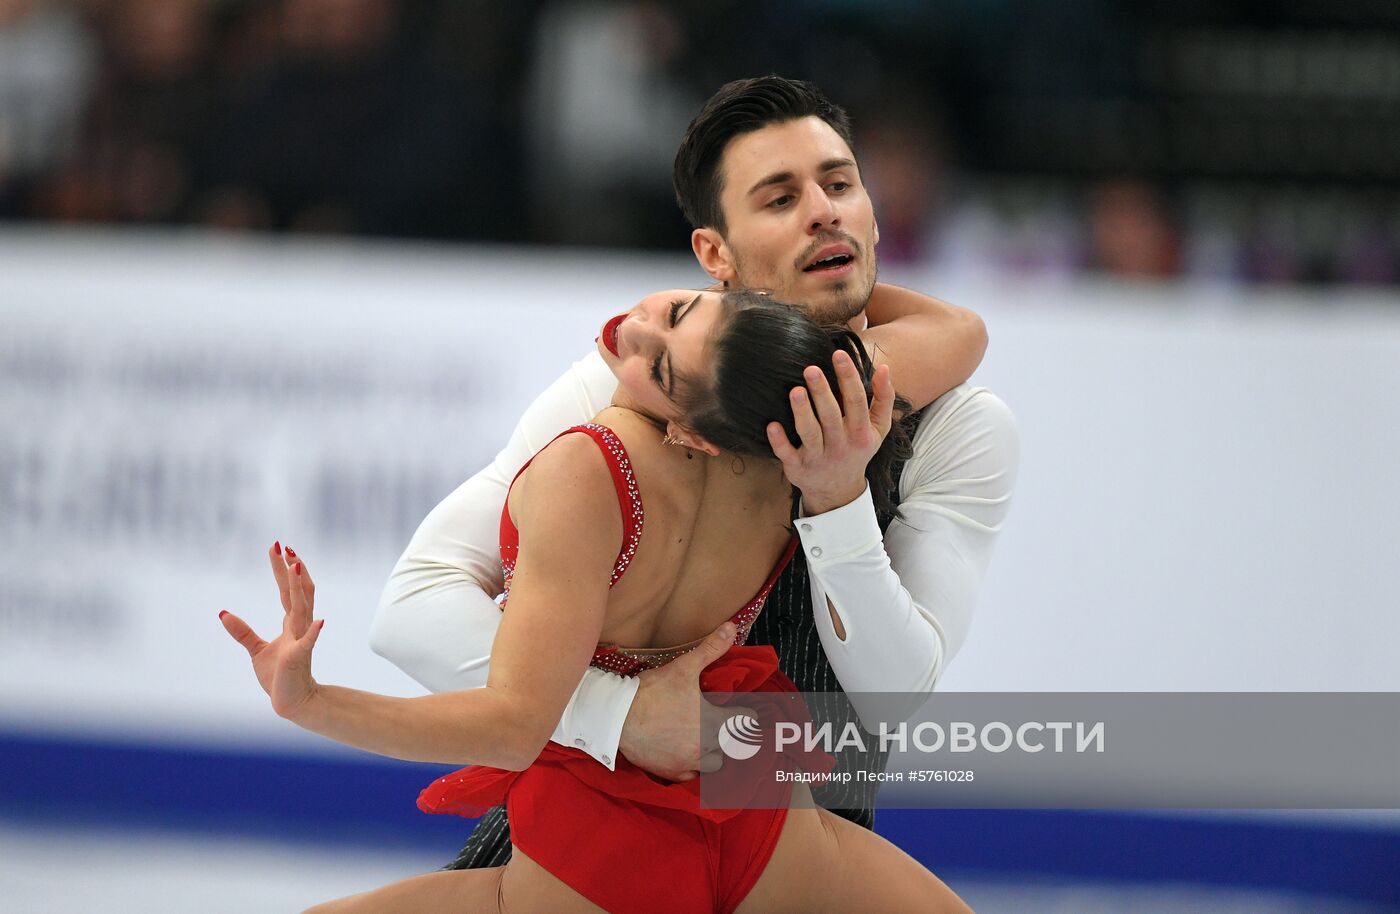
xmin=368 ymin=351 xmax=640 ymax=769
xmin=799 ymin=387 xmax=1018 ymax=716
xmin=861 ymin=283 xmax=987 ymax=411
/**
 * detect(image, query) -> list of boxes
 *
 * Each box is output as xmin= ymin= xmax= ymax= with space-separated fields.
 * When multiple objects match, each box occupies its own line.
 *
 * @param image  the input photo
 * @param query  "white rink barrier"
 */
xmin=1 ymin=228 xmax=1398 ymax=756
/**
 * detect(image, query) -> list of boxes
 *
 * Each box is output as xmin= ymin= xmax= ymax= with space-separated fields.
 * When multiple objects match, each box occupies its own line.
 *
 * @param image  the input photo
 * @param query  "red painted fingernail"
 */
xmin=286 ymin=547 xmax=296 ymax=559
xmin=295 ymin=562 xmax=302 ymax=576
xmin=219 ymin=610 xmax=228 ymax=619
xmin=273 ymin=541 xmax=281 ymax=555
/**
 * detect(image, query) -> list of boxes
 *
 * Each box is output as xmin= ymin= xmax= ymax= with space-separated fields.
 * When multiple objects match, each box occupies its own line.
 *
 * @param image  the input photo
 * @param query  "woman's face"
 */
xmin=597 ymin=288 xmax=725 ymax=425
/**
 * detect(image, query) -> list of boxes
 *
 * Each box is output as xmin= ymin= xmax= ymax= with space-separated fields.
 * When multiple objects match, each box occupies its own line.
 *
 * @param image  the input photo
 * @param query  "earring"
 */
xmin=663 ymin=433 xmax=695 ymax=458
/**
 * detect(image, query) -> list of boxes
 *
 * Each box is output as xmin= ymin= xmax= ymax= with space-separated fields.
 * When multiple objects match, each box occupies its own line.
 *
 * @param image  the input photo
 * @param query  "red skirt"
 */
xmin=418 ymin=645 xmax=833 ymax=914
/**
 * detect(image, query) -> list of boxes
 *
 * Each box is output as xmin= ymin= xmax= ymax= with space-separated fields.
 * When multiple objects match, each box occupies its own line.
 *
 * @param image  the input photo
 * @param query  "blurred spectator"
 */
xmin=199 ymin=0 xmax=482 ymax=236
xmin=0 ymin=0 xmax=95 ymax=216
xmin=857 ymin=95 xmax=949 ymax=266
xmin=1089 ymin=180 xmax=1180 ymax=279
xmin=524 ymin=1 xmax=697 ymax=248
xmin=1 ymin=0 xmax=1398 ymax=288
xmin=28 ymin=0 xmax=215 ymax=224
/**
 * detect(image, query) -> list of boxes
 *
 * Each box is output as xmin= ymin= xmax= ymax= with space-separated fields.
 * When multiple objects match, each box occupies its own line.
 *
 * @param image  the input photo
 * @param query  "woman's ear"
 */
xmin=665 ymin=419 xmax=722 ymax=458
xmin=692 ymin=228 xmax=737 ymax=284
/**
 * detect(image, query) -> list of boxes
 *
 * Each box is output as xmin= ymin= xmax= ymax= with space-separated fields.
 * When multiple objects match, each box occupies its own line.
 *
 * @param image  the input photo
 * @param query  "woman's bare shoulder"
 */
xmin=590 ymin=406 xmax=664 ymax=450
xmin=589 ymin=407 xmax=702 ymax=496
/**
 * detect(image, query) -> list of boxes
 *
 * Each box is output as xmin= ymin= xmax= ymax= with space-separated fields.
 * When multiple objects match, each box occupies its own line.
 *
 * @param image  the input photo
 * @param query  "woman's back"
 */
xmin=507 ymin=406 xmax=795 ymax=654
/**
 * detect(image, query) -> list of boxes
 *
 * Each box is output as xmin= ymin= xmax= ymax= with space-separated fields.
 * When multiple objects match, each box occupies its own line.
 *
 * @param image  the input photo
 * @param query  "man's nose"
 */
xmin=804 ymin=182 xmax=841 ymax=233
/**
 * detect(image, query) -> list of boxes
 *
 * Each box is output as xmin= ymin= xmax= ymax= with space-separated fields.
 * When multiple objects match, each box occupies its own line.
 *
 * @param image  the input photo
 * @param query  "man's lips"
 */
xmin=801 ymin=243 xmax=857 ymax=275
xmin=599 ymin=313 xmax=626 ymax=357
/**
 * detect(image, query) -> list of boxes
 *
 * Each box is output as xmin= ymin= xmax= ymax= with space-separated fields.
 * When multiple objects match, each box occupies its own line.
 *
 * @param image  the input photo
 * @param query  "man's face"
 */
xmin=711 ymin=117 xmax=879 ymax=324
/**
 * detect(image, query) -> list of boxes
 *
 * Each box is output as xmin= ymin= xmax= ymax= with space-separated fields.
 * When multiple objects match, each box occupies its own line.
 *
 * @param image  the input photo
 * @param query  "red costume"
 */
xmin=418 ymin=424 xmax=829 ymax=914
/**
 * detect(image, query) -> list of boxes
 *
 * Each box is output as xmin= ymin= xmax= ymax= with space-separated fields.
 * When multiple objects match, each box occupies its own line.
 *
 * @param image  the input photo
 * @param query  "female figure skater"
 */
xmin=221 ymin=288 xmax=973 ymax=913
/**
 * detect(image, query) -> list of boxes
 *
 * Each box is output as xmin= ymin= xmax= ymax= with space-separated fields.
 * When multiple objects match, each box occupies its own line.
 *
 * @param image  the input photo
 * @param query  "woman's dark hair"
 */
xmin=678 ymin=291 xmax=912 ymax=525
xmin=673 ymin=76 xmax=853 ymax=236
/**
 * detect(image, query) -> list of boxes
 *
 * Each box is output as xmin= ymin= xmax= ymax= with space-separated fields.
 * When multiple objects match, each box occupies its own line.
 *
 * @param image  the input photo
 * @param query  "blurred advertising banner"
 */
xmin=0 ymin=229 xmax=698 ymax=749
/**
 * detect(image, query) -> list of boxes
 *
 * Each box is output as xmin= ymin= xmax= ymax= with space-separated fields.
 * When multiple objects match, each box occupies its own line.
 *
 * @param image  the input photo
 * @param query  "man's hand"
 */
xmin=617 ymin=620 xmax=745 ymax=781
xmin=767 ymin=350 xmax=896 ymax=515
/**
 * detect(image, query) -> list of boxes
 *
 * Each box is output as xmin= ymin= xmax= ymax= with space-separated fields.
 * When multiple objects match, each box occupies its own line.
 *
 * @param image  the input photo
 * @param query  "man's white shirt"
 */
xmin=370 ymin=350 xmax=1018 ymax=770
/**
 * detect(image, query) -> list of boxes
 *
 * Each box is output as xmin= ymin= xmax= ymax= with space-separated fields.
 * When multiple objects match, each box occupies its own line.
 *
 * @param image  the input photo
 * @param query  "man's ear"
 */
xmin=872 ymin=217 xmax=880 ymax=248
xmin=665 ymin=419 xmax=722 ymax=458
xmin=692 ymin=228 xmax=737 ymax=284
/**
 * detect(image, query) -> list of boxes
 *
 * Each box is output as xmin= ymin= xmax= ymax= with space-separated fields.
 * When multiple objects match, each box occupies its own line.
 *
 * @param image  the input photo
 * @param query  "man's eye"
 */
xmin=768 ymin=195 xmax=793 ymax=209
xmin=829 ymin=182 xmax=850 ymax=193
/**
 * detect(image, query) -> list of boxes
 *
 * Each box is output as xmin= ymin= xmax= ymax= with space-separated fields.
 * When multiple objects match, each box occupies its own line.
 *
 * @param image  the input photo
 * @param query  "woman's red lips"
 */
xmin=600 ymin=313 xmax=626 ymax=356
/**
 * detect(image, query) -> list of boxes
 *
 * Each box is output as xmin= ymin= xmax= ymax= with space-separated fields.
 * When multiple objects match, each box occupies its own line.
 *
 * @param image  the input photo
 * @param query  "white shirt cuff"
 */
xmin=551 ymin=666 xmax=640 ymax=771
xmin=794 ymin=483 xmax=882 ymax=566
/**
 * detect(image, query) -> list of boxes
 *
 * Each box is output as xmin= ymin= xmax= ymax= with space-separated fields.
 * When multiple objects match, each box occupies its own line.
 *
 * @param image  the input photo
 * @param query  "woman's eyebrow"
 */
xmin=673 ymin=293 xmax=702 ymax=328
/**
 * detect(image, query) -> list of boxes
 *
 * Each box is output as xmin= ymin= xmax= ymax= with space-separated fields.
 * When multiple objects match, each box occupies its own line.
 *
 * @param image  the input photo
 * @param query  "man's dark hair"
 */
xmin=679 ymin=291 xmax=911 ymax=526
xmin=673 ymin=76 xmax=854 ymax=236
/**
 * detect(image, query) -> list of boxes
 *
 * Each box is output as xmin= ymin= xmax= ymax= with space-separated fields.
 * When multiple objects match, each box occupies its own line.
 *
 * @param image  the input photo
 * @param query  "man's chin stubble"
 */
xmin=820 ymin=275 xmax=875 ymax=324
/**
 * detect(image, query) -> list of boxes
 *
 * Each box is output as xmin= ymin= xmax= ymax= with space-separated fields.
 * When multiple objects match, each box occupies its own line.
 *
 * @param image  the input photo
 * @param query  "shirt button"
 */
xmin=574 ymin=738 xmax=587 ymax=748
xmin=602 ymin=755 xmax=613 ymax=766
xmin=799 ymin=523 xmax=812 ymax=533
xmin=810 ymin=546 xmax=823 ymax=558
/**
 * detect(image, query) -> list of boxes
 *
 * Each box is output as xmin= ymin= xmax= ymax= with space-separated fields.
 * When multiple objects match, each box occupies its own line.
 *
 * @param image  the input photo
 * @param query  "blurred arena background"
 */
xmin=2 ymin=1 xmax=1399 ymax=911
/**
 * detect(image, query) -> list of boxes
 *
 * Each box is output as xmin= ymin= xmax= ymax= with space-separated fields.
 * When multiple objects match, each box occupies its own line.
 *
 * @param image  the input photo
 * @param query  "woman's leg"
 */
xmin=301 ymin=848 xmax=606 ymax=914
xmin=735 ymin=805 xmax=974 ymax=914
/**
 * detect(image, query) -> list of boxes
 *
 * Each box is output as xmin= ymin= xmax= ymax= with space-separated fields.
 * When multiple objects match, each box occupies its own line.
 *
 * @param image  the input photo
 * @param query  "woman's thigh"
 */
xmin=734 ymin=806 xmax=974 ymax=914
xmin=301 ymin=848 xmax=605 ymax=914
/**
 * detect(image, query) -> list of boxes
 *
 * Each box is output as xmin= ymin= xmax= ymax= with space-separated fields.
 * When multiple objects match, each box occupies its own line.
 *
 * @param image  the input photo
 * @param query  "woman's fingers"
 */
xmin=269 ymin=544 xmax=317 ymax=637
xmin=294 ymin=551 xmax=316 ymax=606
xmin=268 ymin=542 xmax=292 ymax=614
xmin=297 ymin=618 xmax=326 ymax=652
xmin=287 ymin=559 xmax=313 ymax=638
xmin=220 ymin=610 xmax=267 ymax=657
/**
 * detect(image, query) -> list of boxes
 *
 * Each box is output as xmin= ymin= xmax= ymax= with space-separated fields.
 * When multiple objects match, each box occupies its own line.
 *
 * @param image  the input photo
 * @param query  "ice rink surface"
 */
xmin=2 ymin=822 xmax=1392 ymax=914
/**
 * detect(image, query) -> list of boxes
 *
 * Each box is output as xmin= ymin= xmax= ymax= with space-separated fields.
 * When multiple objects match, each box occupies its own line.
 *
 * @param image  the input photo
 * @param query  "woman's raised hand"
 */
xmin=219 ymin=542 xmax=325 ymax=719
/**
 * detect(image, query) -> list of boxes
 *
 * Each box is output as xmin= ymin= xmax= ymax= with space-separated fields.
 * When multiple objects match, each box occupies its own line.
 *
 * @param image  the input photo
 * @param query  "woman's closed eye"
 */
xmin=650 ymin=298 xmax=688 ymax=388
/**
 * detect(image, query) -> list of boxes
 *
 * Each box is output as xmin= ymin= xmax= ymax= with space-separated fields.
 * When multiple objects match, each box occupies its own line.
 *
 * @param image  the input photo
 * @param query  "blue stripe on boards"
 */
xmin=0 ymin=730 xmax=470 ymax=850
xmin=3 ymin=731 xmax=1396 ymax=904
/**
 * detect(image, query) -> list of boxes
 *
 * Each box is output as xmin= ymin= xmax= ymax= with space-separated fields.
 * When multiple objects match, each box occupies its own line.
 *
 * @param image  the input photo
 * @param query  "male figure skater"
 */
xmin=370 ymin=76 xmax=1019 ymax=867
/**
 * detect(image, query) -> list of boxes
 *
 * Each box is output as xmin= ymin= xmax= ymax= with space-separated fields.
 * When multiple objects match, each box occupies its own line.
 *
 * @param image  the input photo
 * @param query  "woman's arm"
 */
xmin=369 ymin=351 xmax=641 ymax=769
xmin=859 ymin=283 xmax=987 ymax=411
xmin=226 ymin=434 xmax=621 ymax=771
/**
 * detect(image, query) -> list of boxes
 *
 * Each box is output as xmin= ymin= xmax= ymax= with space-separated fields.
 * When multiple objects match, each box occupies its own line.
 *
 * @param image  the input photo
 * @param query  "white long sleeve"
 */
xmin=372 ymin=356 xmax=1017 ymax=761
xmin=797 ymin=385 xmax=1018 ymax=721
xmin=369 ymin=351 xmax=637 ymax=769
